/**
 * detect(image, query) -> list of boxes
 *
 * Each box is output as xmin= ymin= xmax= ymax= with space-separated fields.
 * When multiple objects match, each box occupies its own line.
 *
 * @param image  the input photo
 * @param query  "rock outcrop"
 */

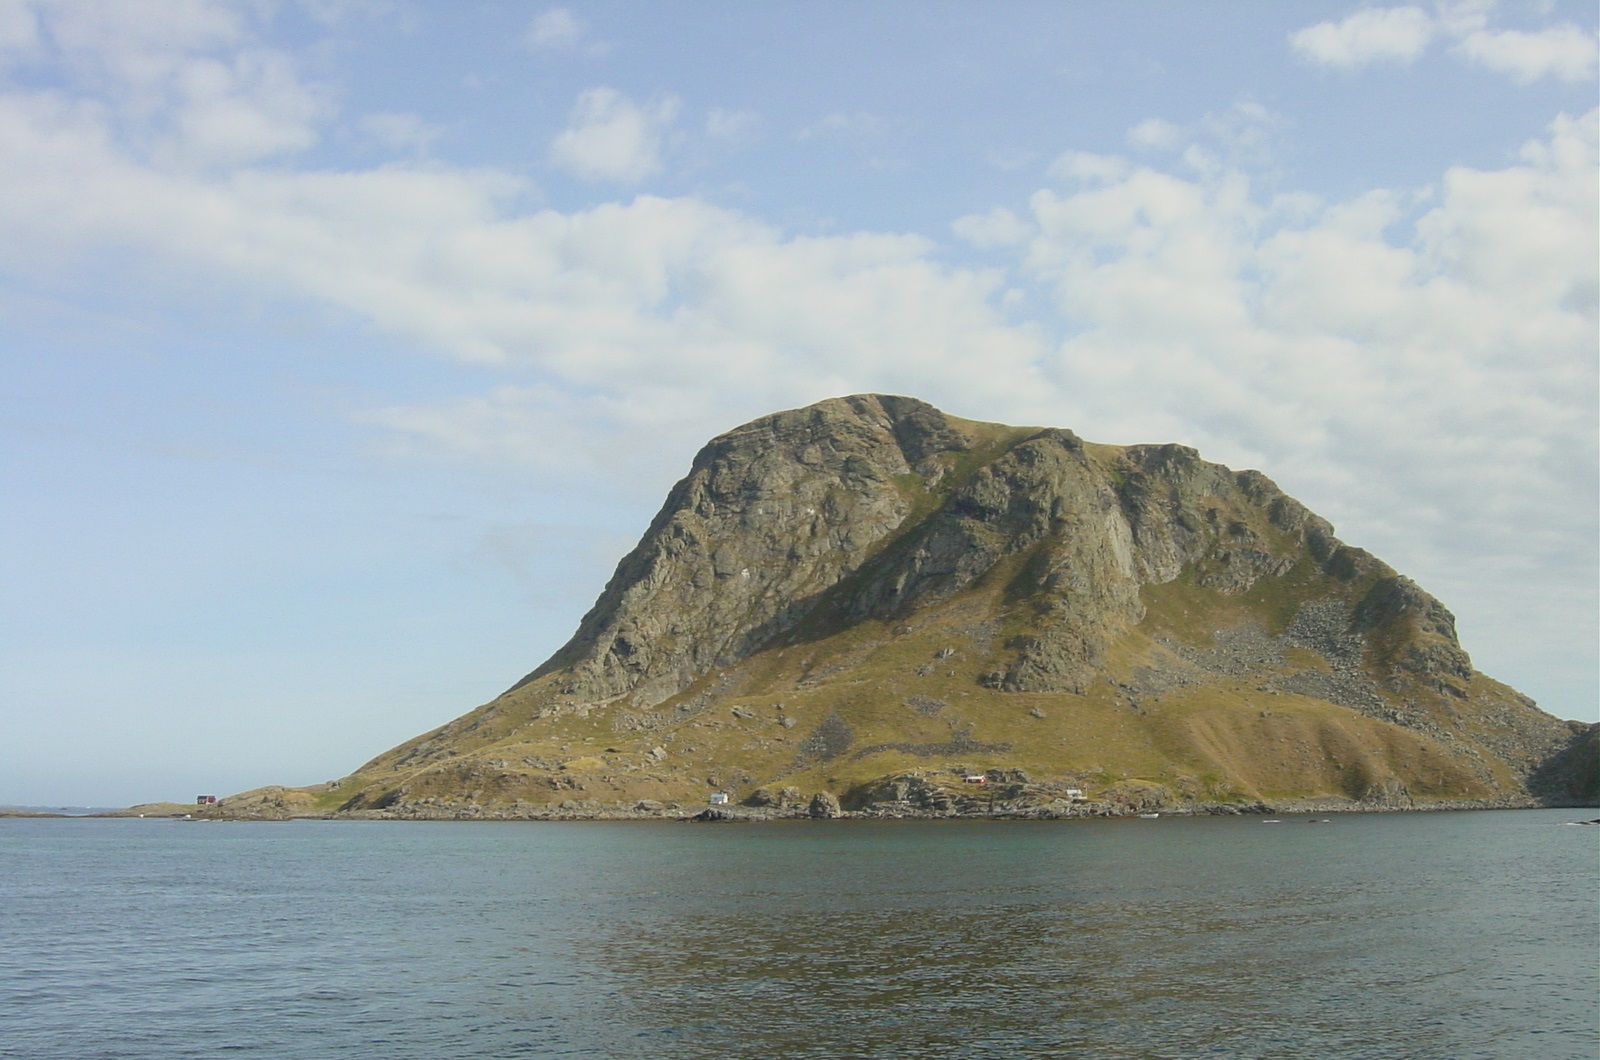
xmin=316 ymin=395 xmax=1593 ymax=818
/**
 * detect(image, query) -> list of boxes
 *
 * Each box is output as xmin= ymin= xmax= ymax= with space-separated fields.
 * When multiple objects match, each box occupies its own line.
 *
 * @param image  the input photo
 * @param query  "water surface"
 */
xmin=2 ymin=810 xmax=1594 ymax=1058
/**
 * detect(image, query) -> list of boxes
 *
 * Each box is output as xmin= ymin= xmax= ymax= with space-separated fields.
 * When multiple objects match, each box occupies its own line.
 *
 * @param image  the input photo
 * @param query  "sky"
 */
xmin=0 ymin=0 xmax=1594 ymax=808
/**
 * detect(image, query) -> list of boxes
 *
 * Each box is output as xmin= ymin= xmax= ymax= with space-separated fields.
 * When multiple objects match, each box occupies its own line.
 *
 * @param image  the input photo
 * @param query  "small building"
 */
xmin=709 ymin=792 xmax=730 ymax=806
xmin=195 ymin=795 xmax=217 ymax=805
xmin=1065 ymin=788 xmax=1086 ymax=801
xmin=963 ymin=775 xmax=987 ymax=785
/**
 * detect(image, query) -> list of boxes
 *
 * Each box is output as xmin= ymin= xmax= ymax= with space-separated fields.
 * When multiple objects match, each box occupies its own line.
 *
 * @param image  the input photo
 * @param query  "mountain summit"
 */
xmin=284 ymin=396 xmax=1592 ymax=819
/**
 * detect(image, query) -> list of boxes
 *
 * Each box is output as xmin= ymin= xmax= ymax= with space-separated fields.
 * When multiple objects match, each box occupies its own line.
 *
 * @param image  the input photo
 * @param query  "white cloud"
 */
xmin=526 ymin=8 xmax=581 ymax=50
xmin=45 ymin=0 xmax=244 ymax=55
xmin=1453 ymin=24 xmax=1599 ymax=83
xmin=1125 ymin=102 xmax=1283 ymax=172
xmin=165 ymin=50 xmax=324 ymax=166
xmin=1290 ymin=3 xmax=1598 ymax=84
xmin=1432 ymin=0 xmax=1494 ymax=40
xmin=0 ymin=0 xmax=324 ymax=168
xmin=549 ymin=87 xmax=679 ymax=184
xmin=0 ymin=65 xmax=1049 ymax=472
xmin=1047 ymin=150 xmax=1131 ymax=184
xmin=1015 ymin=110 xmax=1597 ymax=702
xmin=1199 ymin=100 xmax=1281 ymax=154
xmin=1127 ymin=117 xmax=1183 ymax=152
xmin=1289 ymin=6 xmax=1434 ymax=68
xmin=951 ymin=207 xmax=1032 ymax=249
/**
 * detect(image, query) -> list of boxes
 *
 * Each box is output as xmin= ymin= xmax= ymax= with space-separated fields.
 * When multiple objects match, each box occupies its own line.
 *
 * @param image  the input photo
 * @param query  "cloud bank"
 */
xmin=1292 ymin=2 xmax=1598 ymax=82
xmin=0 ymin=0 xmax=1593 ymax=717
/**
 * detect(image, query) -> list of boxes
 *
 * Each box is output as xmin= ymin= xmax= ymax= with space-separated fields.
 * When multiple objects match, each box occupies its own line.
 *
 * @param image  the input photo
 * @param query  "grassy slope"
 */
xmin=325 ymin=558 xmax=1513 ymax=814
xmin=325 ymin=629 xmax=1494 ymax=813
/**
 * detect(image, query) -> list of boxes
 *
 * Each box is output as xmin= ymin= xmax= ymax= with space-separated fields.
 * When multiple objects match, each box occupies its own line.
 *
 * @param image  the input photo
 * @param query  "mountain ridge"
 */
xmin=203 ymin=395 xmax=1596 ymax=820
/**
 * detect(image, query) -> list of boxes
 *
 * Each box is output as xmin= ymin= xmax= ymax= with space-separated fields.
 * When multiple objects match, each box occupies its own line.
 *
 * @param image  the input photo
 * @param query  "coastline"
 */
xmin=81 ymin=791 xmax=1594 ymax=823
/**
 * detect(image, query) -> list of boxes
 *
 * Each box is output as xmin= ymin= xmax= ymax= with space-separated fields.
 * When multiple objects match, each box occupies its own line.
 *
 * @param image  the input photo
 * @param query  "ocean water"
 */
xmin=1 ymin=810 xmax=1594 ymax=1059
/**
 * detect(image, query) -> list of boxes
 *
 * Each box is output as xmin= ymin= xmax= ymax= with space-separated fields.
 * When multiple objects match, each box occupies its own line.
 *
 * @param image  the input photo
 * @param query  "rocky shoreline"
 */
xmin=169 ymin=792 xmax=1573 ymax=823
xmin=137 ymin=758 xmax=1592 ymax=822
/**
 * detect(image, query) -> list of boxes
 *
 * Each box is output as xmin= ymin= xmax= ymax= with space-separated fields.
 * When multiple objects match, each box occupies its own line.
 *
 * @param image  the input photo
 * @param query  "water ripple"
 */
xmin=0 ymin=813 xmax=1594 ymax=1058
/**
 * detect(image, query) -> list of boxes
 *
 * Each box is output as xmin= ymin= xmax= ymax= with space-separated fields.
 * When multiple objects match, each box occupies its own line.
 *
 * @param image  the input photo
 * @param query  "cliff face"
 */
xmin=517 ymin=395 xmax=971 ymax=708
xmin=317 ymin=396 xmax=1593 ymax=818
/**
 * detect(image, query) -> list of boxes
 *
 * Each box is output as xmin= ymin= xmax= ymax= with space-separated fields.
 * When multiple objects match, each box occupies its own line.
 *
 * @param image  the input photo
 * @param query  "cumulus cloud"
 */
xmin=1121 ymin=102 xmax=1283 ymax=172
xmin=166 ymin=50 xmax=324 ymax=166
xmin=0 ymin=10 xmax=1050 ymax=480
xmin=526 ymin=7 xmax=581 ymax=50
xmin=0 ymin=0 xmax=324 ymax=168
xmin=1289 ymin=6 xmax=1434 ymax=68
xmin=549 ymin=87 xmax=680 ymax=183
xmin=1126 ymin=117 xmax=1183 ymax=152
xmin=1047 ymin=150 xmax=1131 ymax=185
xmin=1453 ymin=24 xmax=1599 ymax=83
xmin=1013 ymin=111 xmax=1597 ymax=699
xmin=42 ymin=0 xmax=244 ymax=65
xmin=1290 ymin=3 xmax=1597 ymax=83
xmin=951 ymin=207 xmax=1032 ymax=249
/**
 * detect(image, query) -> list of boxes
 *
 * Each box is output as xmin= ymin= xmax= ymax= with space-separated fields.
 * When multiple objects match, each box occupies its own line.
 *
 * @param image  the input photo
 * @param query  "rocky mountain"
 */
xmin=254 ymin=395 xmax=1594 ymax=820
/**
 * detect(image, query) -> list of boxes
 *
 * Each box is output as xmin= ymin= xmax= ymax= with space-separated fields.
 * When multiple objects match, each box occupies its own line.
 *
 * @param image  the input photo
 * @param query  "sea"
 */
xmin=2 ymin=809 xmax=1595 ymax=1059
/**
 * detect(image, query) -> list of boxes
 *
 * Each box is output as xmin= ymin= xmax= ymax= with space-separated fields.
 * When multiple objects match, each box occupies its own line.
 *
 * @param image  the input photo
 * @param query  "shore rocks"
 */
xmin=808 ymin=792 xmax=842 ymax=819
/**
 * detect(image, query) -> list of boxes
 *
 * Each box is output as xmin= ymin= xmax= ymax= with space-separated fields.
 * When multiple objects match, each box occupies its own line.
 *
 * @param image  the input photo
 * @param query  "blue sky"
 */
xmin=1 ymin=0 xmax=1595 ymax=807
